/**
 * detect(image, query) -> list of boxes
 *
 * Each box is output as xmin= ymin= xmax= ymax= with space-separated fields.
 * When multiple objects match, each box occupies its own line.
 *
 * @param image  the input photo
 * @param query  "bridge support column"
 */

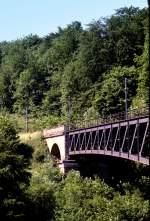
xmin=58 ymin=160 xmax=80 ymax=174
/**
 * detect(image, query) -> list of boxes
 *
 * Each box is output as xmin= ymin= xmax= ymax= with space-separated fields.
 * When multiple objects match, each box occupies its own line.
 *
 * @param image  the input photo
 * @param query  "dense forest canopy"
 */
xmin=0 ymin=6 xmax=149 ymax=125
xmin=0 ymin=6 xmax=149 ymax=221
xmin=0 ymin=114 xmax=149 ymax=221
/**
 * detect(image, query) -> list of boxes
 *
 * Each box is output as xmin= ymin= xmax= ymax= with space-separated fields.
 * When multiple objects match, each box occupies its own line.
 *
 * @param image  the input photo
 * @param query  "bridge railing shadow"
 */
xmin=69 ymin=107 xmax=149 ymax=131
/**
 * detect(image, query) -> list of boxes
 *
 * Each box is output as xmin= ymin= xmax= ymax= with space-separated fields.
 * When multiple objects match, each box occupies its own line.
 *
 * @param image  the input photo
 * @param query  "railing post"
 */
xmin=137 ymin=119 xmax=140 ymax=161
xmin=125 ymin=77 xmax=128 ymax=120
xmin=64 ymin=124 xmax=70 ymax=159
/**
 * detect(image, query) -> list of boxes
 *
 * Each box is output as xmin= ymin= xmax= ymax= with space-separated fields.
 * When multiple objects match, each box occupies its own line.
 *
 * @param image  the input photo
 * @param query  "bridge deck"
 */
xmin=68 ymin=116 xmax=149 ymax=165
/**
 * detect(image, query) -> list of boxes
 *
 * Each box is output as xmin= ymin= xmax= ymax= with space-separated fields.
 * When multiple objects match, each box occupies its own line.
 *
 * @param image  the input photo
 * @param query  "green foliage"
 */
xmin=111 ymin=191 xmax=149 ymax=221
xmin=54 ymin=171 xmax=149 ymax=221
xmin=38 ymin=115 xmax=63 ymax=130
xmin=83 ymin=106 xmax=100 ymax=121
xmin=26 ymin=182 xmax=55 ymax=221
xmin=31 ymin=157 xmax=62 ymax=186
xmin=106 ymin=6 xmax=148 ymax=66
xmin=0 ymin=114 xmax=32 ymax=220
xmin=0 ymin=8 xmax=149 ymax=219
xmin=132 ymin=18 xmax=149 ymax=108
xmin=29 ymin=156 xmax=61 ymax=220
xmin=19 ymin=131 xmax=48 ymax=163
xmin=0 ymin=6 xmax=148 ymax=119
xmin=94 ymin=66 xmax=138 ymax=114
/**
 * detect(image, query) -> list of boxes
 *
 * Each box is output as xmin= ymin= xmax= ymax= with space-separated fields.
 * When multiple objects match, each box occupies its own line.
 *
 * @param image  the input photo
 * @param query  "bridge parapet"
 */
xmin=43 ymin=125 xmax=65 ymax=138
xmin=69 ymin=107 xmax=149 ymax=131
xmin=68 ymin=116 xmax=149 ymax=165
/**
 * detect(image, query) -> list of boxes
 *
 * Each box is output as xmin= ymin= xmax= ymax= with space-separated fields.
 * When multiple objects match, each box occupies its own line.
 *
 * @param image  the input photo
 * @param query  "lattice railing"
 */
xmin=68 ymin=116 xmax=149 ymax=165
xmin=69 ymin=107 xmax=149 ymax=131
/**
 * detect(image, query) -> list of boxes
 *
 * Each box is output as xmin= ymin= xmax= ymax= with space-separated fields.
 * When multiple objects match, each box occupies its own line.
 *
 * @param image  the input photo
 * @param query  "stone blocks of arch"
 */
xmin=46 ymin=135 xmax=66 ymax=161
xmin=43 ymin=125 xmax=66 ymax=162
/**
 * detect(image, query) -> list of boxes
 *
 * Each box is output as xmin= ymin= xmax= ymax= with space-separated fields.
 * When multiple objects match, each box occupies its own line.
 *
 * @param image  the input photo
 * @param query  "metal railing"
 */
xmin=68 ymin=107 xmax=149 ymax=131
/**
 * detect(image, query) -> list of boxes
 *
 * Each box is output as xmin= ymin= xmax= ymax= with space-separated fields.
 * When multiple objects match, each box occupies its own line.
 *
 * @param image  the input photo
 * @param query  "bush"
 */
xmin=26 ymin=182 xmax=55 ymax=221
xmin=54 ymin=171 xmax=149 ymax=221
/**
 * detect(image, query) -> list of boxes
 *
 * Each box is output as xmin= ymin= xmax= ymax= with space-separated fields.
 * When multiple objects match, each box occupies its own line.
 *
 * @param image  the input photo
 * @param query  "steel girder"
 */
xmin=68 ymin=117 xmax=149 ymax=165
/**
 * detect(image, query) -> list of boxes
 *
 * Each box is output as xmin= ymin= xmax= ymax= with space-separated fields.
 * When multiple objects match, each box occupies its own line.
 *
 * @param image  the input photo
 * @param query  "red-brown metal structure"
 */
xmin=67 ymin=108 xmax=149 ymax=165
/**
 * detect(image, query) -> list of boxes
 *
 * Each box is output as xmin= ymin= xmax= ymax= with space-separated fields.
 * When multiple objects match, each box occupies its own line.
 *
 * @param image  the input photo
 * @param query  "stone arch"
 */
xmin=51 ymin=143 xmax=61 ymax=160
xmin=44 ymin=133 xmax=66 ymax=161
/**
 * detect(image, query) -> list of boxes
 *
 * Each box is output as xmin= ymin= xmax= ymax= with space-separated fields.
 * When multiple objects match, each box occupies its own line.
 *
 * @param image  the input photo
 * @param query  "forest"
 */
xmin=0 ymin=6 xmax=149 ymax=221
xmin=0 ymin=6 xmax=149 ymax=129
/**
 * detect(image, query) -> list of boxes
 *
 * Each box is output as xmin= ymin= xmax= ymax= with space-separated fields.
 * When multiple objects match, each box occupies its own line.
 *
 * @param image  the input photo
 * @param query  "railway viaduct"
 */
xmin=43 ymin=109 xmax=149 ymax=174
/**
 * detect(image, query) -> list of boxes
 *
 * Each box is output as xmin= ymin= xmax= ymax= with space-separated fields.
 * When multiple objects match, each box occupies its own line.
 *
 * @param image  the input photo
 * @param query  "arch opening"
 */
xmin=51 ymin=143 xmax=61 ymax=160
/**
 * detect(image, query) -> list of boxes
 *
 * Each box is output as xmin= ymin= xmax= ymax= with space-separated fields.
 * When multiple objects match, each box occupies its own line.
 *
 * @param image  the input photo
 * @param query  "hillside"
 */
xmin=0 ymin=6 xmax=149 ymax=219
xmin=0 ymin=6 xmax=149 ymax=130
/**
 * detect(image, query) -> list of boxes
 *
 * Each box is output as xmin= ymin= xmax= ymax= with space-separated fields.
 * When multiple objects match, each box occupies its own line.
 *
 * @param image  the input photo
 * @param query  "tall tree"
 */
xmin=105 ymin=7 xmax=148 ymax=66
xmin=42 ymin=21 xmax=83 ymax=114
xmin=94 ymin=66 xmax=138 ymax=115
xmin=132 ymin=18 xmax=149 ymax=108
xmin=0 ymin=114 xmax=32 ymax=220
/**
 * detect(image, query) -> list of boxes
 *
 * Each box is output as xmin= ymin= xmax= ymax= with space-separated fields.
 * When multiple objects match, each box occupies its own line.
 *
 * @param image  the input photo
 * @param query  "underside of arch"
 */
xmin=51 ymin=143 xmax=61 ymax=160
xmin=69 ymin=150 xmax=149 ymax=165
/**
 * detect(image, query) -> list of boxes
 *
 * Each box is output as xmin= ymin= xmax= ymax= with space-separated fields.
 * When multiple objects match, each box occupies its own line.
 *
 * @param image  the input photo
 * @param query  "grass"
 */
xmin=19 ymin=130 xmax=49 ymax=168
xmin=19 ymin=131 xmax=42 ymax=143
